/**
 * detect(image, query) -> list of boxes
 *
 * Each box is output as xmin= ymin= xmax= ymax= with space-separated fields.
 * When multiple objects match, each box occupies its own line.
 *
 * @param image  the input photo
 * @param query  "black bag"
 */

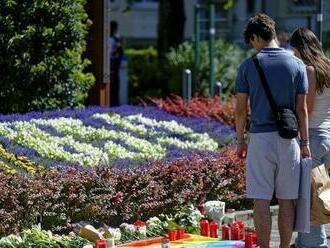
xmin=253 ymin=55 xmax=299 ymax=139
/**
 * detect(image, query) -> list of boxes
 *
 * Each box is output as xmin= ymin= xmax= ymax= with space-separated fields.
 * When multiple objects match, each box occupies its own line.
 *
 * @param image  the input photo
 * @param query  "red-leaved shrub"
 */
xmin=150 ymin=95 xmax=236 ymax=126
xmin=0 ymin=148 xmax=251 ymax=237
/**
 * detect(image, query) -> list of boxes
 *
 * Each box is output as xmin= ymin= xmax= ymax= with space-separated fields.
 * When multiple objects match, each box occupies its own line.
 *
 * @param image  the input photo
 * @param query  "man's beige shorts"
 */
xmin=246 ymin=132 xmax=301 ymax=200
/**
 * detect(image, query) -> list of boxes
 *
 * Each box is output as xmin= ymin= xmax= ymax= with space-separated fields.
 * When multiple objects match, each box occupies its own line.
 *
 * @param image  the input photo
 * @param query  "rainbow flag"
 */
xmin=118 ymin=234 xmax=246 ymax=248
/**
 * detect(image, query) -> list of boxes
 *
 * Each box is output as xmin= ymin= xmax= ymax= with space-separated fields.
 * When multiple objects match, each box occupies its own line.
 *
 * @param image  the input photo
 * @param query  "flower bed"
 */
xmin=0 ymin=103 xmax=248 ymax=238
xmin=0 ymin=148 xmax=251 ymax=237
xmin=0 ymin=105 xmax=234 ymax=171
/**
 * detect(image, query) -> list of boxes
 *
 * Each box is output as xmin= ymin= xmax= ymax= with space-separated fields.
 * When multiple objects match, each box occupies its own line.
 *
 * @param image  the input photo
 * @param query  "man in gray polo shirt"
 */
xmin=235 ymin=14 xmax=311 ymax=248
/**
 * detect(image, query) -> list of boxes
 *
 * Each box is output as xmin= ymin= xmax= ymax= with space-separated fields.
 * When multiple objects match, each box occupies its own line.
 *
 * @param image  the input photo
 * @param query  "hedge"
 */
xmin=126 ymin=48 xmax=161 ymax=103
xmin=0 ymin=0 xmax=95 ymax=113
xmin=0 ymin=148 xmax=251 ymax=237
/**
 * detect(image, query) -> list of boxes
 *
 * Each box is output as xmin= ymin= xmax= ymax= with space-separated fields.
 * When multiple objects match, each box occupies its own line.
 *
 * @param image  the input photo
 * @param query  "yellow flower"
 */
xmin=0 ymin=144 xmax=42 ymax=174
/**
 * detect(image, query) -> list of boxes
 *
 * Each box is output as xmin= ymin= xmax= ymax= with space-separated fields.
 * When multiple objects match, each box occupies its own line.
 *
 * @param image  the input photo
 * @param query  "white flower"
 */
xmin=0 ymin=111 xmax=219 ymax=167
xmin=136 ymin=226 xmax=147 ymax=237
xmin=120 ymin=223 xmax=135 ymax=234
xmin=146 ymin=216 xmax=162 ymax=226
xmin=106 ymin=228 xmax=121 ymax=241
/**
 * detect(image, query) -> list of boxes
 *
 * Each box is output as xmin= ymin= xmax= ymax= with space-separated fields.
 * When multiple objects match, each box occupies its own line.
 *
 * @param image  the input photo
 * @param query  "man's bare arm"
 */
xmin=235 ymin=93 xmax=248 ymax=158
xmin=235 ymin=93 xmax=248 ymax=142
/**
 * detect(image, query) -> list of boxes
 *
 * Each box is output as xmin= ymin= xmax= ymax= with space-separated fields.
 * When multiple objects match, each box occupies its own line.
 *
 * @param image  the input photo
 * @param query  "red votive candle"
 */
xmin=252 ymin=229 xmax=258 ymax=245
xmin=209 ymin=221 xmax=219 ymax=238
xmin=168 ymin=229 xmax=177 ymax=241
xmin=177 ymin=228 xmax=185 ymax=239
xmin=244 ymin=228 xmax=253 ymax=238
xmin=200 ymin=220 xmax=209 ymax=236
xmin=236 ymin=221 xmax=245 ymax=240
xmin=95 ymin=240 xmax=107 ymax=248
xmin=245 ymin=234 xmax=254 ymax=248
xmin=222 ymin=225 xmax=230 ymax=240
xmin=231 ymin=224 xmax=240 ymax=240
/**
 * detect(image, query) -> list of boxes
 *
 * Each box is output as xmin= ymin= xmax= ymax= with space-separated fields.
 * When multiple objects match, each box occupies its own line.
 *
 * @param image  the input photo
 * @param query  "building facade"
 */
xmin=110 ymin=0 xmax=330 ymax=48
xmin=110 ymin=0 xmax=198 ymax=47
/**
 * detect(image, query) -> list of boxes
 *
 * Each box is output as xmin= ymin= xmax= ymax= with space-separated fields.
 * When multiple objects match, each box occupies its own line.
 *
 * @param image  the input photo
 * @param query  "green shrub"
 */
xmin=126 ymin=41 xmax=252 ymax=101
xmin=0 ymin=148 xmax=251 ymax=236
xmin=166 ymin=40 xmax=252 ymax=97
xmin=126 ymin=48 xmax=161 ymax=103
xmin=325 ymin=49 xmax=330 ymax=58
xmin=0 ymin=0 xmax=95 ymax=113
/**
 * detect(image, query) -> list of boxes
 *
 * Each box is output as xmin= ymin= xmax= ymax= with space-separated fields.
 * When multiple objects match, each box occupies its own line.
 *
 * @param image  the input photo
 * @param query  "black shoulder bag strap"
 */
xmin=252 ymin=55 xmax=278 ymax=119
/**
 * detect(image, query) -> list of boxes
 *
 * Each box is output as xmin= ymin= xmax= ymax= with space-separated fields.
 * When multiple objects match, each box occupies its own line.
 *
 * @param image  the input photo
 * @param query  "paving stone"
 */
xmin=232 ymin=207 xmax=330 ymax=247
xmin=271 ymin=215 xmax=330 ymax=247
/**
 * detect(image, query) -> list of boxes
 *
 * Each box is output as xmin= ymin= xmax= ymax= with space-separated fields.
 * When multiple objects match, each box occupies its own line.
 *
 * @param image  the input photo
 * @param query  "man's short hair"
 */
xmin=243 ymin=14 xmax=276 ymax=44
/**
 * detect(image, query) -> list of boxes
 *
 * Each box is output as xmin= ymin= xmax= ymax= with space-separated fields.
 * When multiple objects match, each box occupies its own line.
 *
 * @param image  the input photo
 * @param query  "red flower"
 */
xmin=133 ymin=220 xmax=147 ymax=227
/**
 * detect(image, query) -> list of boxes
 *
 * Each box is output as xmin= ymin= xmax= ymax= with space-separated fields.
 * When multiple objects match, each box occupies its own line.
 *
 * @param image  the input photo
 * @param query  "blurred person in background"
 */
xmin=277 ymin=28 xmax=291 ymax=50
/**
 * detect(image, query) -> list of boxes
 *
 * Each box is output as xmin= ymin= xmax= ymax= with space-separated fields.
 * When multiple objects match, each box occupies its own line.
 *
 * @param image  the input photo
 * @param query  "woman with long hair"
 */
xmin=290 ymin=27 xmax=330 ymax=247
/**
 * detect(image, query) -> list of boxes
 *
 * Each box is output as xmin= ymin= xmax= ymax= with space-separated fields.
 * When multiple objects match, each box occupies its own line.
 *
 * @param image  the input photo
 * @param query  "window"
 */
xmin=291 ymin=0 xmax=315 ymax=6
xmin=289 ymin=0 xmax=316 ymax=13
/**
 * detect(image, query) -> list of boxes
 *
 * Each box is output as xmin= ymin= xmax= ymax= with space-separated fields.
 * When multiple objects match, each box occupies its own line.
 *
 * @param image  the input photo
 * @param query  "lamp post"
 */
xmin=209 ymin=3 xmax=215 ymax=96
xmin=317 ymin=0 xmax=324 ymax=44
xmin=193 ymin=4 xmax=200 ymax=91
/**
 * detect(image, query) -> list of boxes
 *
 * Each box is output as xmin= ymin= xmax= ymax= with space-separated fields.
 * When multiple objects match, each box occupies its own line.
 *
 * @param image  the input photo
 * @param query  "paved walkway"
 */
xmin=235 ymin=208 xmax=329 ymax=247
xmin=270 ymin=216 xmax=330 ymax=247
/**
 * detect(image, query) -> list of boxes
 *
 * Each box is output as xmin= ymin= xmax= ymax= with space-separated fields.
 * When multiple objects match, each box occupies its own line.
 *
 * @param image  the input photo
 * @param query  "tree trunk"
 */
xmin=157 ymin=0 xmax=186 ymax=94
xmin=157 ymin=0 xmax=185 ymax=61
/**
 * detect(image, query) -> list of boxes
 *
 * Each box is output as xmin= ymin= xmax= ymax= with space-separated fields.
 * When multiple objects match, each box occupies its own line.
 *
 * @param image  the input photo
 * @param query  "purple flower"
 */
xmin=0 ymin=105 xmax=235 ymax=170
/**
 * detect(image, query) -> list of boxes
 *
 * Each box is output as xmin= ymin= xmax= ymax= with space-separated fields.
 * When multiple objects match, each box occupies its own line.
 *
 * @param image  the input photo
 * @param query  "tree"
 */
xmin=157 ymin=0 xmax=234 ymax=59
xmin=157 ymin=0 xmax=186 ymax=62
xmin=0 ymin=0 xmax=95 ymax=113
xmin=124 ymin=0 xmax=234 ymax=95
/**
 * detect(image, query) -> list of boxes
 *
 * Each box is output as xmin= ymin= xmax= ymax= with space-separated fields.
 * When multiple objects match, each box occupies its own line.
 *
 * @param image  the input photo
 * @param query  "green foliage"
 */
xmin=0 ymin=148 xmax=251 ymax=236
xmin=166 ymin=40 xmax=252 ymax=97
xmin=325 ymin=49 xmax=330 ymax=58
xmin=126 ymin=41 xmax=252 ymax=101
xmin=0 ymin=0 xmax=95 ymax=113
xmin=126 ymin=48 xmax=161 ymax=102
xmin=0 ymin=225 xmax=90 ymax=248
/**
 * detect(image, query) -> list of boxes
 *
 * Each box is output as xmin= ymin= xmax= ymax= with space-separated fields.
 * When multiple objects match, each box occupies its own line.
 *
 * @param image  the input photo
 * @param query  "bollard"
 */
xmin=182 ymin=69 xmax=192 ymax=101
xmin=215 ymin=81 xmax=222 ymax=97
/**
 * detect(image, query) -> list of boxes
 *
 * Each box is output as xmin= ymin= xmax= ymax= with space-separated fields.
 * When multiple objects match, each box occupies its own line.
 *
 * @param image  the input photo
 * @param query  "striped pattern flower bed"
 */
xmin=0 ymin=106 xmax=234 ymax=172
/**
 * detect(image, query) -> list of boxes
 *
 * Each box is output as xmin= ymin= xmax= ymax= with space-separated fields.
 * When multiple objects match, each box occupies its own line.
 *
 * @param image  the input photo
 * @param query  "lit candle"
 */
xmin=200 ymin=220 xmax=209 ymax=236
xmin=245 ymin=234 xmax=254 ymax=248
xmin=168 ymin=229 xmax=177 ymax=241
xmin=209 ymin=221 xmax=219 ymax=238
xmin=236 ymin=221 xmax=245 ymax=240
xmin=95 ymin=240 xmax=107 ymax=248
xmin=221 ymin=225 xmax=230 ymax=240
xmin=231 ymin=224 xmax=240 ymax=240
xmin=176 ymin=228 xmax=185 ymax=239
